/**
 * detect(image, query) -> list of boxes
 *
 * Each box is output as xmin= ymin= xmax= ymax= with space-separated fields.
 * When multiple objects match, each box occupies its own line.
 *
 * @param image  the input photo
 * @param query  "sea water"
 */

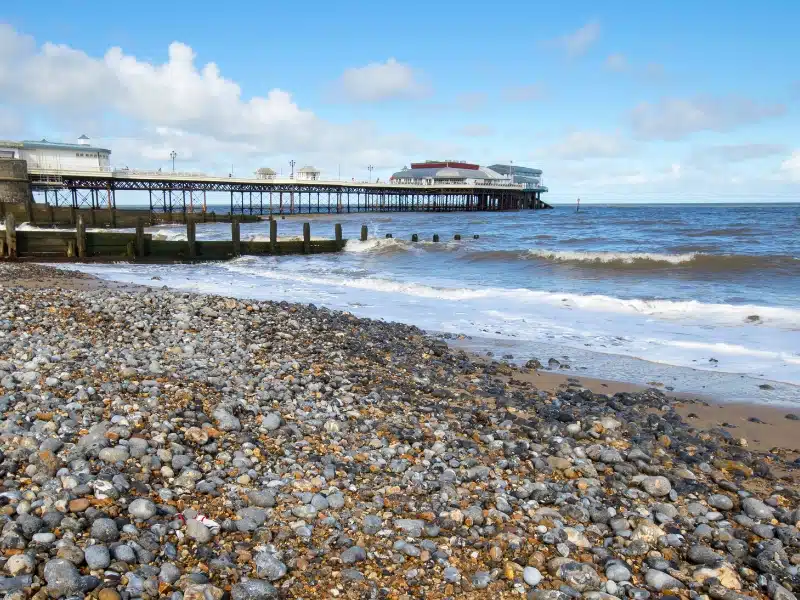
xmin=50 ymin=204 xmax=800 ymax=405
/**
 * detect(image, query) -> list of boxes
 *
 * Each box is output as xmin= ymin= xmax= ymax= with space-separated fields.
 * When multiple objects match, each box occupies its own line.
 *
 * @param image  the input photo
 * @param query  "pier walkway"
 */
xmin=27 ymin=168 xmax=551 ymax=214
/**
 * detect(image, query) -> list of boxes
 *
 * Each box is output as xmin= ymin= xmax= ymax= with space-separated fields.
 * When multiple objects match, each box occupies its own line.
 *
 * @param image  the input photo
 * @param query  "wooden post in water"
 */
xmin=4 ymin=213 xmax=15 ymax=259
xmin=135 ymin=217 xmax=145 ymax=258
xmin=48 ymin=205 xmax=55 ymax=225
xmin=231 ymin=217 xmax=241 ymax=256
xmin=303 ymin=222 xmax=311 ymax=254
xmin=76 ymin=215 xmax=86 ymax=258
xmin=385 ymin=233 xmax=393 ymax=239
xmin=335 ymin=223 xmax=343 ymax=250
xmin=473 ymin=234 xmax=480 ymax=239
xmin=411 ymin=234 xmax=418 ymax=242
xmin=432 ymin=234 xmax=439 ymax=242
xmin=69 ymin=207 xmax=76 ymax=226
xmin=270 ymin=219 xmax=277 ymax=253
xmin=89 ymin=208 xmax=97 ymax=227
xmin=66 ymin=240 xmax=75 ymax=258
xmin=454 ymin=234 xmax=461 ymax=240
xmin=360 ymin=225 xmax=368 ymax=241
xmin=187 ymin=217 xmax=197 ymax=259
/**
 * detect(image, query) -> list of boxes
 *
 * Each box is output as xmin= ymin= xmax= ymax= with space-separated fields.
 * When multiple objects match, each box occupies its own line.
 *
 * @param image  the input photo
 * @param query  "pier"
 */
xmin=25 ymin=168 xmax=551 ymax=215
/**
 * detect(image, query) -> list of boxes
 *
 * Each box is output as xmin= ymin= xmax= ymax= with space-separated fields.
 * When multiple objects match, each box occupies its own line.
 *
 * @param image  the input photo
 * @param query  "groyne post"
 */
xmin=76 ymin=216 xmax=86 ymax=258
xmin=270 ymin=219 xmax=277 ymax=253
xmin=303 ymin=222 xmax=311 ymax=254
xmin=454 ymin=234 xmax=461 ymax=240
xmin=335 ymin=223 xmax=343 ymax=250
xmin=5 ymin=213 xmax=16 ymax=258
xmin=385 ymin=233 xmax=393 ymax=239
xmin=187 ymin=217 xmax=197 ymax=258
xmin=411 ymin=234 xmax=418 ymax=242
xmin=135 ymin=218 xmax=145 ymax=258
xmin=360 ymin=225 xmax=368 ymax=241
xmin=231 ymin=217 xmax=241 ymax=256
xmin=433 ymin=234 xmax=439 ymax=242
xmin=25 ymin=197 xmax=34 ymax=225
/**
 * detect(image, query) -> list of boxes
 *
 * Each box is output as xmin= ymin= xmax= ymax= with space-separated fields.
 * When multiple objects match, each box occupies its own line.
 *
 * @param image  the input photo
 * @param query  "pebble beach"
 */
xmin=1 ymin=263 xmax=799 ymax=600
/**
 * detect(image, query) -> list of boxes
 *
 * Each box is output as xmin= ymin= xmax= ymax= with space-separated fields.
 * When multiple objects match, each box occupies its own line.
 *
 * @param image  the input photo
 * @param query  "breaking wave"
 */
xmin=467 ymin=248 xmax=799 ymax=272
xmin=219 ymin=261 xmax=800 ymax=330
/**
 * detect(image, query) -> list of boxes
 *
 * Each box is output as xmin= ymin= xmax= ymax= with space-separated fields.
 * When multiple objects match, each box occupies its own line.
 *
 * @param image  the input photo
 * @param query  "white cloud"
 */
xmin=335 ymin=58 xmax=427 ymax=102
xmin=547 ymin=21 xmax=601 ymax=57
xmin=629 ymin=96 xmax=786 ymax=140
xmin=540 ymin=131 xmax=630 ymax=160
xmin=503 ymin=84 xmax=545 ymax=102
xmin=780 ymin=151 xmax=800 ymax=181
xmin=456 ymin=124 xmax=493 ymax=137
xmin=0 ymin=25 xmax=449 ymax=175
xmin=605 ymin=53 xmax=627 ymax=71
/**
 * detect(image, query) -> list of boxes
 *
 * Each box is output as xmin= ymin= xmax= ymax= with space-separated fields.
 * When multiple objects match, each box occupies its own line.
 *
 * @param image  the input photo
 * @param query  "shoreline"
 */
xmin=6 ymin=263 xmax=799 ymax=454
xmin=2 ymin=262 xmax=800 ymax=599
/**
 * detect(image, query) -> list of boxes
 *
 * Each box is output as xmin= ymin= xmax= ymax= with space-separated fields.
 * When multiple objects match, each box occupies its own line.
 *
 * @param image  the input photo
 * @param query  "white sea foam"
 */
xmin=219 ymin=263 xmax=800 ymax=329
xmin=526 ymin=248 xmax=697 ymax=264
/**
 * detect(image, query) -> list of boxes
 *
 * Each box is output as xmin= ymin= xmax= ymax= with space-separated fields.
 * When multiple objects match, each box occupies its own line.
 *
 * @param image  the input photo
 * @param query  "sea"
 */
xmin=51 ymin=203 xmax=800 ymax=405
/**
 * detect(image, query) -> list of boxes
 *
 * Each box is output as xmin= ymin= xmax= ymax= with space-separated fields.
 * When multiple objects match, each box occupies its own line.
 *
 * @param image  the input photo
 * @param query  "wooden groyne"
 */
xmin=0 ymin=201 xmax=259 ymax=229
xmin=2 ymin=216 xmax=476 ymax=264
xmin=2 ymin=215 xmax=344 ymax=262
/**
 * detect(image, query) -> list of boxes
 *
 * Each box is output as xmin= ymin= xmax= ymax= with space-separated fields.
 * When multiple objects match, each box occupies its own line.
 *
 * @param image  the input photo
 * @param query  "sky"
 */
xmin=1 ymin=1 xmax=799 ymax=203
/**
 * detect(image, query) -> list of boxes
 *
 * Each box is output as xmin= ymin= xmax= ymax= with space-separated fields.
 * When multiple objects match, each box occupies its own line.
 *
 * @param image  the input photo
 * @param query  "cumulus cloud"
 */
xmin=540 ymin=131 xmax=631 ymax=160
xmin=503 ymin=84 xmax=545 ymax=102
xmin=0 ymin=25 xmax=448 ymax=174
xmin=546 ymin=21 xmax=601 ymax=57
xmin=335 ymin=58 xmax=427 ymax=102
xmin=629 ymin=96 xmax=786 ymax=140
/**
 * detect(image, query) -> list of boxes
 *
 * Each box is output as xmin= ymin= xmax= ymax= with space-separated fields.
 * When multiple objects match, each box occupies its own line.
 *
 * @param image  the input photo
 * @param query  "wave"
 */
xmin=684 ymin=227 xmax=758 ymax=237
xmin=344 ymin=238 xmax=460 ymax=255
xmin=219 ymin=262 xmax=800 ymax=329
xmin=468 ymin=248 xmax=799 ymax=272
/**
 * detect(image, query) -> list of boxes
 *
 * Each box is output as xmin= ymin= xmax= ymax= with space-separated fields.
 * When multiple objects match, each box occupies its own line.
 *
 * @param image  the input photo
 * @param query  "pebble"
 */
xmin=523 ymin=566 xmax=543 ymax=587
xmin=640 ymin=476 xmax=672 ymax=497
xmin=0 ymin=265 xmax=796 ymax=599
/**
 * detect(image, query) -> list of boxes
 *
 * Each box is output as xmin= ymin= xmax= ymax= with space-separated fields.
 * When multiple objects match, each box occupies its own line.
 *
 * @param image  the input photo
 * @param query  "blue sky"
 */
xmin=1 ymin=0 xmax=799 ymax=202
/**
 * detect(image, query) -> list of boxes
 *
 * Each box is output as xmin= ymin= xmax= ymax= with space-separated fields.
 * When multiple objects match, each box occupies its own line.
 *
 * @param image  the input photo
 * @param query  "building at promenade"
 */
xmin=0 ymin=135 xmax=111 ymax=171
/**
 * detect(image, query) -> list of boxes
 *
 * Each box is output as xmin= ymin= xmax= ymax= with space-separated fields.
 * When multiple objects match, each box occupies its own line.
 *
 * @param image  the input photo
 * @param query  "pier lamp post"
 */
xmin=368 ymin=165 xmax=374 ymax=182
xmin=289 ymin=160 xmax=296 ymax=179
xmin=170 ymin=150 xmax=177 ymax=172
